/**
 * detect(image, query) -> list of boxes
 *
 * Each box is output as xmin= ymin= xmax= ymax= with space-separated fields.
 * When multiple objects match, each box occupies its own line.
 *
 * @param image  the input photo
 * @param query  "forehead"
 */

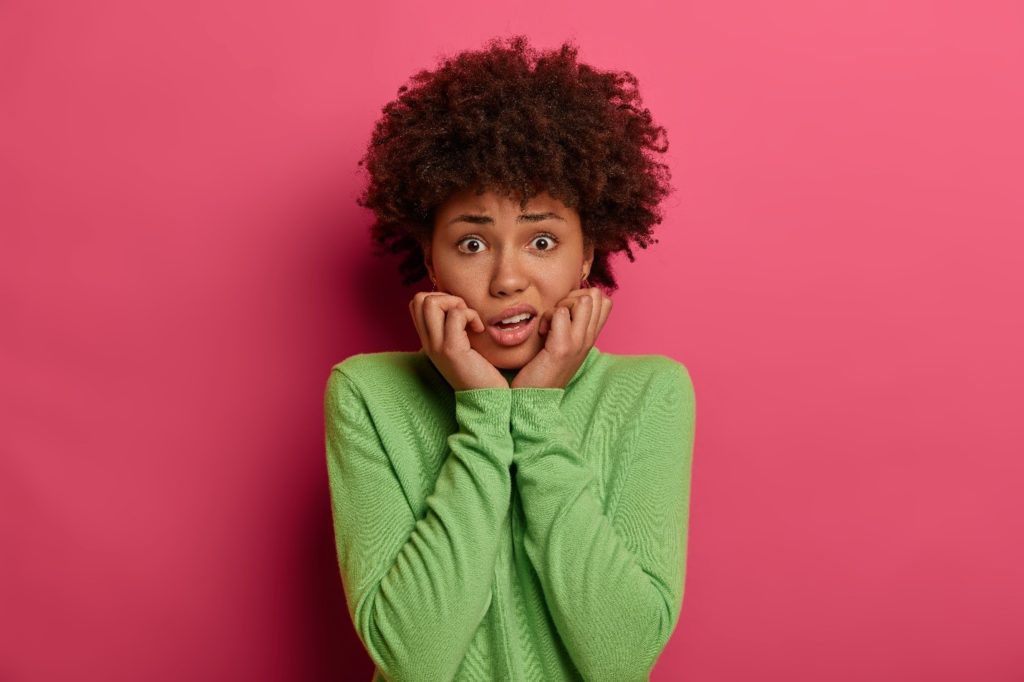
xmin=437 ymin=187 xmax=570 ymax=215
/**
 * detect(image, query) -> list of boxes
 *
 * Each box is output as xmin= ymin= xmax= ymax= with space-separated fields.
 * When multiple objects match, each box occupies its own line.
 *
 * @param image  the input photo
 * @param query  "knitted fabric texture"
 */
xmin=324 ymin=346 xmax=696 ymax=681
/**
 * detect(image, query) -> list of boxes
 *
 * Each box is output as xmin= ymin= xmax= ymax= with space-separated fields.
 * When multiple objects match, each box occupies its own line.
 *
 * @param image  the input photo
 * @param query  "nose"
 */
xmin=489 ymin=248 xmax=528 ymax=297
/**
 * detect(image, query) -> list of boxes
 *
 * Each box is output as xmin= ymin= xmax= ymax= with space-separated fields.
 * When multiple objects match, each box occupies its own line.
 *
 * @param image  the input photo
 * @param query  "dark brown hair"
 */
xmin=356 ymin=34 xmax=673 ymax=292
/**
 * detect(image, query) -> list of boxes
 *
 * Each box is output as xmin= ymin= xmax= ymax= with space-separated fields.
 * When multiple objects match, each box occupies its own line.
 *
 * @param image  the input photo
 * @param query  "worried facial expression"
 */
xmin=424 ymin=187 xmax=594 ymax=370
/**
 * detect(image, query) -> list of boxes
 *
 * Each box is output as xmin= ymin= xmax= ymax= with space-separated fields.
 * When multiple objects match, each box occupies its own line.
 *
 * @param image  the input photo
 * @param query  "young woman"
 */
xmin=324 ymin=35 xmax=696 ymax=682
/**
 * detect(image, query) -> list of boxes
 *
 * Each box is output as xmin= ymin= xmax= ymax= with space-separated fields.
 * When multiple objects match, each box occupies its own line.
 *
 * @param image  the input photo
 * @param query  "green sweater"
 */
xmin=323 ymin=346 xmax=696 ymax=681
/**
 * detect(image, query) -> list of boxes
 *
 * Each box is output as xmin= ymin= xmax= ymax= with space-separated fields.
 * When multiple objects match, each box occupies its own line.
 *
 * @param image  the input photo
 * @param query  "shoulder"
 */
xmin=325 ymin=350 xmax=441 ymax=405
xmin=330 ymin=350 xmax=422 ymax=380
xmin=593 ymin=350 xmax=694 ymax=399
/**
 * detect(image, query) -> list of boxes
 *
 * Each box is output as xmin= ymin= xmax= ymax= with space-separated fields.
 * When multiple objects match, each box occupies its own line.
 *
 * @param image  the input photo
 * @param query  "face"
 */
xmin=424 ymin=187 xmax=594 ymax=370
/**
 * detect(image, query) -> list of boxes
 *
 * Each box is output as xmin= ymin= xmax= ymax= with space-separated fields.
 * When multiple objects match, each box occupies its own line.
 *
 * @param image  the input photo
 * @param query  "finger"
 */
xmin=550 ymin=306 xmax=571 ymax=346
xmin=422 ymin=294 xmax=445 ymax=351
xmin=554 ymin=290 xmax=587 ymax=310
xmin=589 ymin=296 xmax=611 ymax=346
xmin=565 ymin=286 xmax=590 ymax=299
xmin=543 ymin=290 xmax=586 ymax=337
xmin=407 ymin=301 xmax=423 ymax=348
xmin=569 ymin=295 xmax=594 ymax=349
xmin=422 ymin=294 xmax=463 ymax=351
xmin=539 ymin=309 xmax=553 ymax=336
xmin=585 ymin=290 xmax=604 ymax=342
xmin=596 ymin=296 xmax=612 ymax=337
xmin=464 ymin=307 xmax=486 ymax=334
xmin=409 ymin=298 xmax=422 ymax=344
xmin=410 ymin=293 xmax=432 ymax=347
xmin=444 ymin=306 xmax=469 ymax=349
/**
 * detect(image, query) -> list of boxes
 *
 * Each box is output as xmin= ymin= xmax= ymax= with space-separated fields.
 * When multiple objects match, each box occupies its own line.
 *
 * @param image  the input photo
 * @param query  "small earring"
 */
xmin=581 ymin=273 xmax=591 ymax=289
xmin=430 ymin=277 xmax=437 ymax=292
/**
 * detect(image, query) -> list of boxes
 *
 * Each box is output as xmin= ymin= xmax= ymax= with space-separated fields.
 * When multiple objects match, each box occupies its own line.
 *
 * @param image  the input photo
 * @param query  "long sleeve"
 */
xmin=510 ymin=363 xmax=695 ymax=682
xmin=324 ymin=368 xmax=515 ymax=682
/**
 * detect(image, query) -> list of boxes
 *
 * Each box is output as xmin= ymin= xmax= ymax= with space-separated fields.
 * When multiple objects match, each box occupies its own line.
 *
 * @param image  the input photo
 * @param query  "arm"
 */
xmin=510 ymin=363 xmax=696 ymax=681
xmin=324 ymin=368 xmax=514 ymax=682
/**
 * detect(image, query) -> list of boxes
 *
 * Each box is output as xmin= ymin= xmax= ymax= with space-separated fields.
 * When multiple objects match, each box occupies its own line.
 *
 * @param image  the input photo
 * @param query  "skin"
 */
xmin=408 ymin=186 xmax=613 ymax=391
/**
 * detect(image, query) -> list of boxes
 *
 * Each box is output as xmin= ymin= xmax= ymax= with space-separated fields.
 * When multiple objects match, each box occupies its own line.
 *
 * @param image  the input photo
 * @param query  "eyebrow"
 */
xmin=446 ymin=211 xmax=565 ymax=226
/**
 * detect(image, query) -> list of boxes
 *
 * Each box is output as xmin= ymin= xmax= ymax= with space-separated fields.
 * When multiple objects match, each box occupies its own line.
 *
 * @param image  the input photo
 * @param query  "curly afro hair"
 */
xmin=356 ymin=34 xmax=673 ymax=293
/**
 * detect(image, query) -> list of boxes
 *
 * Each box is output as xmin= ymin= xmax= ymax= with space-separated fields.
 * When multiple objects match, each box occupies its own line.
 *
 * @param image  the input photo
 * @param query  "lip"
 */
xmin=487 ymin=314 xmax=538 ymax=347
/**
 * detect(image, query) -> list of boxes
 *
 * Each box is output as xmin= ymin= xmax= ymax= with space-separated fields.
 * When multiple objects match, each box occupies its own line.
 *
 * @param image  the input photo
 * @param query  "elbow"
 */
xmin=609 ymin=580 xmax=679 ymax=681
xmin=359 ymin=623 xmax=463 ymax=682
xmin=364 ymin=658 xmax=457 ymax=682
xmin=574 ymin=609 xmax=674 ymax=682
xmin=648 ymin=566 xmax=684 ymax=657
xmin=356 ymin=590 xmax=464 ymax=682
xmin=601 ymin=634 xmax=667 ymax=682
xmin=579 ymin=655 xmax=657 ymax=682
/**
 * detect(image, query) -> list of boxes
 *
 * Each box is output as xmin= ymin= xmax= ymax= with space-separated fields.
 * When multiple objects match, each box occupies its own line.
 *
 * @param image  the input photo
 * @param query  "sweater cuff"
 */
xmin=509 ymin=388 xmax=569 ymax=441
xmin=454 ymin=388 xmax=512 ymax=436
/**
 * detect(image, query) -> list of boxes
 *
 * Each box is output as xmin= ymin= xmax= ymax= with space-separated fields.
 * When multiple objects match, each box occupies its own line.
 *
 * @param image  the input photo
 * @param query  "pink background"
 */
xmin=3 ymin=0 xmax=1023 ymax=680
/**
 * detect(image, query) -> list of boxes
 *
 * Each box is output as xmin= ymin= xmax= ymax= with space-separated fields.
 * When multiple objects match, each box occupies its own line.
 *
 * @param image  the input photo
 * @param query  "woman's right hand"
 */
xmin=409 ymin=292 xmax=508 ymax=391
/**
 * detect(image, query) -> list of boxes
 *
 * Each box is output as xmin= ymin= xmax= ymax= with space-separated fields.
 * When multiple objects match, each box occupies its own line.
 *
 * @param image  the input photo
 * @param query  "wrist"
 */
xmin=509 ymin=388 xmax=570 ymax=446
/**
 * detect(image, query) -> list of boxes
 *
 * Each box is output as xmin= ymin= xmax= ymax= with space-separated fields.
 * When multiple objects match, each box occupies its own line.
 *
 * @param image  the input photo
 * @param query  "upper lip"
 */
xmin=487 ymin=304 xmax=538 ymax=326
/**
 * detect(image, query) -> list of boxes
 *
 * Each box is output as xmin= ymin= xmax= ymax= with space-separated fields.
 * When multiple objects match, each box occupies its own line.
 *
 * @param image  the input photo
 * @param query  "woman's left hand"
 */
xmin=511 ymin=287 xmax=613 ymax=389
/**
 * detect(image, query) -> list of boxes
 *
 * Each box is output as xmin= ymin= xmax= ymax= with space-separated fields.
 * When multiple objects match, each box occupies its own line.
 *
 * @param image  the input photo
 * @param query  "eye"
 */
xmin=530 ymin=233 xmax=559 ymax=251
xmin=456 ymin=237 xmax=487 ymax=254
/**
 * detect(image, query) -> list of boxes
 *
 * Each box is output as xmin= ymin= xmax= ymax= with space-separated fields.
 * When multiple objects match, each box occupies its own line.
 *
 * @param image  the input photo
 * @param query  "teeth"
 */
xmin=499 ymin=312 xmax=532 ymax=324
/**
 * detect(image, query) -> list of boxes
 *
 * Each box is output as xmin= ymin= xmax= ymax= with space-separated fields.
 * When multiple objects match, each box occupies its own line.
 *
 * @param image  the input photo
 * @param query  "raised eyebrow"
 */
xmin=446 ymin=211 xmax=565 ymax=226
xmin=448 ymin=214 xmax=491 ymax=226
xmin=518 ymin=211 xmax=564 ymax=223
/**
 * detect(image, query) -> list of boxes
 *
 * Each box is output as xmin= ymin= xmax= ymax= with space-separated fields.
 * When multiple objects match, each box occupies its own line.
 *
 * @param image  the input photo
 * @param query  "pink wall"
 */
xmin=3 ymin=0 xmax=1023 ymax=679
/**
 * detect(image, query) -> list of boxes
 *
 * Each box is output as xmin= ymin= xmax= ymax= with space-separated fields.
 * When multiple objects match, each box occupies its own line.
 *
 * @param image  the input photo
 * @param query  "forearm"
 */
xmin=510 ymin=383 xmax=691 ymax=681
xmin=327 ymin=374 xmax=515 ymax=681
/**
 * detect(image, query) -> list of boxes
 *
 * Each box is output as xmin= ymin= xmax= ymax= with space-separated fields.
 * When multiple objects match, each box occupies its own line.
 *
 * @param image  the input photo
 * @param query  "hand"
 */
xmin=511 ymin=287 xmax=612 ymax=389
xmin=409 ymin=292 xmax=509 ymax=391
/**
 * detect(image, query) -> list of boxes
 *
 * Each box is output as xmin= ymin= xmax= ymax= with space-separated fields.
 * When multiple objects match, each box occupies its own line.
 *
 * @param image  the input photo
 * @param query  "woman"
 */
xmin=324 ymin=35 xmax=696 ymax=682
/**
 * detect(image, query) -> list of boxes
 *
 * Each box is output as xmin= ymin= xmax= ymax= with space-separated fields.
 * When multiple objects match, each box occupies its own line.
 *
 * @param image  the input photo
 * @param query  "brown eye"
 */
xmin=530 ymin=234 xmax=558 ymax=251
xmin=457 ymin=238 xmax=487 ymax=254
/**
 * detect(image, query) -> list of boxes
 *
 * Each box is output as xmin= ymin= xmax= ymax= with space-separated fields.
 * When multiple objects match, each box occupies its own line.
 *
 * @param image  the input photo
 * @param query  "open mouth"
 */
xmin=487 ymin=313 xmax=537 ymax=347
xmin=493 ymin=313 xmax=534 ymax=329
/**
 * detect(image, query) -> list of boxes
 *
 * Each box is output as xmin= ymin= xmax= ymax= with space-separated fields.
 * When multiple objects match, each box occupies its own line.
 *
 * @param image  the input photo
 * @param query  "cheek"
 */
xmin=551 ymin=258 xmax=585 ymax=290
xmin=436 ymin=261 xmax=488 ymax=295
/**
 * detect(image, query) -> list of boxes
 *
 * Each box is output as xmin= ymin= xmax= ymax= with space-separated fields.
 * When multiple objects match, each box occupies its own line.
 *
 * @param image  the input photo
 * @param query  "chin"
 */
xmin=478 ymin=340 xmax=542 ymax=370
